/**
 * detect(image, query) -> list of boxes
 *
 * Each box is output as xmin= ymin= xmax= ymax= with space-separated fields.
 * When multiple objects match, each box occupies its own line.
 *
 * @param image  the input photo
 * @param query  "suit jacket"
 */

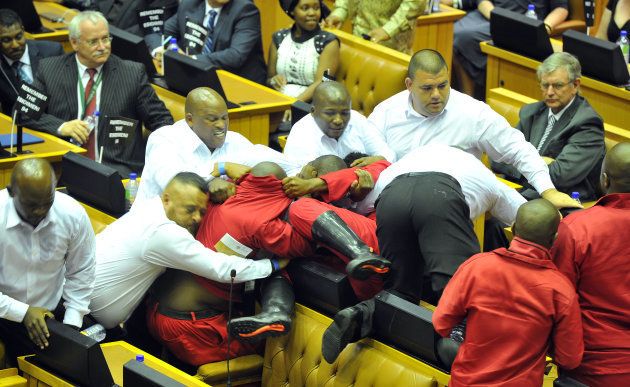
xmin=0 ymin=40 xmax=64 ymax=115
xmin=493 ymin=95 xmax=605 ymax=201
xmin=146 ymin=0 xmax=266 ymax=84
xmin=22 ymin=53 xmax=174 ymax=176
xmin=94 ymin=0 xmax=178 ymax=35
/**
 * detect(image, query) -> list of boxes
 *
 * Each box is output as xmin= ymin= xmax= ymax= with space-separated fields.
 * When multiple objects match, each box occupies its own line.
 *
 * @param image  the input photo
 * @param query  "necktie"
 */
xmin=537 ymin=115 xmax=556 ymax=152
xmin=12 ymin=61 xmax=32 ymax=84
xmin=84 ymin=68 xmax=97 ymax=160
xmin=202 ymin=10 xmax=218 ymax=54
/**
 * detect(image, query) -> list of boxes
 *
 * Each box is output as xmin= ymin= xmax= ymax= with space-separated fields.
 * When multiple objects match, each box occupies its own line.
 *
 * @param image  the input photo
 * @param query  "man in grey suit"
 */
xmin=22 ymin=11 xmax=173 ymax=176
xmin=0 ymin=8 xmax=64 ymax=115
xmin=146 ymin=0 xmax=266 ymax=84
xmin=493 ymin=52 xmax=606 ymax=201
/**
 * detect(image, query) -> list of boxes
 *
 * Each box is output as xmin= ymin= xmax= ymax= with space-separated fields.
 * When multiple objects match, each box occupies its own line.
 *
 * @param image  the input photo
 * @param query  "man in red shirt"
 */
xmin=433 ymin=199 xmax=583 ymax=386
xmin=552 ymin=142 xmax=630 ymax=385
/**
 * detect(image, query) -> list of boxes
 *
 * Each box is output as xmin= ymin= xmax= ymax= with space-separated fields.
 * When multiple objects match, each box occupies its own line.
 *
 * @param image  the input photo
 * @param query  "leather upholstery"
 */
xmin=333 ymin=30 xmax=410 ymax=116
xmin=262 ymin=304 xmax=448 ymax=387
xmin=195 ymin=354 xmax=264 ymax=385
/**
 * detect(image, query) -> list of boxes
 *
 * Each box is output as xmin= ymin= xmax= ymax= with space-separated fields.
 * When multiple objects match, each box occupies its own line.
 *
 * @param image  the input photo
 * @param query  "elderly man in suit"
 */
xmin=0 ymin=8 xmax=63 ymax=115
xmin=146 ymin=0 xmax=266 ymax=84
xmin=493 ymin=52 xmax=606 ymax=202
xmin=22 ymin=11 xmax=173 ymax=176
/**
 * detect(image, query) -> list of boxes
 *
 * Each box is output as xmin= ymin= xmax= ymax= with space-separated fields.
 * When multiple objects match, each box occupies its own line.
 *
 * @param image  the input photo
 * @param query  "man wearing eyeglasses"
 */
xmin=0 ymin=8 xmax=63 ymax=115
xmin=492 ymin=52 xmax=606 ymax=202
xmin=21 ymin=10 xmax=173 ymax=177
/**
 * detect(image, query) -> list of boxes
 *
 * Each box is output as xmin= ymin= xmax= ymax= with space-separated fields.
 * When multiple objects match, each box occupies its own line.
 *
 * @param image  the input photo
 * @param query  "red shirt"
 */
xmin=319 ymin=160 xmax=391 ymax=203
xmin=552 ymin=193 xmax=630 ymax=381
xmin=433 ymin=238 xmax=584 ymax=387
xmin=194 ymin=174 xmax=312 ymax=300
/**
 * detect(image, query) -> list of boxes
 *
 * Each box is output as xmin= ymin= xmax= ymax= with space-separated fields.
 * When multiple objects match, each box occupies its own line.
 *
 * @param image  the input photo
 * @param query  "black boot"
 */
xmin=311 ymin=211 xmax=390 ymax=279
xmin=228 ymin=275 xmax=294 ymax=342
xmin=321 ymin=299 xmax=374 ymax=364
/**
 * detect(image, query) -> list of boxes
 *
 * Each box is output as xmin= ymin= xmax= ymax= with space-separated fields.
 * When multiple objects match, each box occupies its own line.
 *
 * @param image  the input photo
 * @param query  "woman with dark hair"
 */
xmin=268 ymin=0 xmax=340 ymax=127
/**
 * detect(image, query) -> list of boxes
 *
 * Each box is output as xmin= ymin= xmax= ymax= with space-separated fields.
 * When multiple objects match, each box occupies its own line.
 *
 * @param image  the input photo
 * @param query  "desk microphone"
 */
xmin=226 ymin=269 xmax=236 ymax=387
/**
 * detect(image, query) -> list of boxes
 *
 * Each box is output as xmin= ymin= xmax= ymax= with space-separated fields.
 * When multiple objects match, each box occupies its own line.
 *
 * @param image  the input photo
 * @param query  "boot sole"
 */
xmin=321 ymin=309 xmax=360 ymax=364
xmin=346 ymin=258 xmax=391 ymax=280
xmin=229 ymin=319 xmax=291 ymax=342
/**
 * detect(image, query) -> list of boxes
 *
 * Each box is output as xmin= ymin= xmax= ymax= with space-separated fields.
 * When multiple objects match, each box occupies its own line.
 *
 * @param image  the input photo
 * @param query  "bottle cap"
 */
xmin=570 ymin=191 xmax=580 ymax=199
xmin=136 ymin=354 xmax=144 ymax=362
xmin=622 ymin=30 xmax=628 ymax=37
xmin=170 ymin=37 xmax=177 ymax=43
xmin=130 ymin=172 xmax=138 ymax=180
xmin=94 ymin=111 xmax=100 ymax=117
xmin=528 ymin=4 xmax=535 ymax=10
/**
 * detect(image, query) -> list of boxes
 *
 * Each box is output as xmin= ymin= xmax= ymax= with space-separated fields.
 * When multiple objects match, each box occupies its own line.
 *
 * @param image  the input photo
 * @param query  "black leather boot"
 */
xmin=228 ymin=274 xmax=294 ymax=342
xmin=311 ymin=211 xmax=391 ymax=279
xmin=321 ymin=299 xmax=375 ymax=364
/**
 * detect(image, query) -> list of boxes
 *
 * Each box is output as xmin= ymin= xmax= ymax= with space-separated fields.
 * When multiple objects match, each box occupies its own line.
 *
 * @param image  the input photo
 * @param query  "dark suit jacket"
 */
xmin=0 ymin=40 xmax=64 ymax=115
xmin=146 ymin=0 xmax=266 ymax=84
xmin=94 ymin=0 xmax=178 ymax=35
xmin=22 ymin=53 xmax=174 ymax=176
xmin=493 ymin=95 xmax=605 ymax=201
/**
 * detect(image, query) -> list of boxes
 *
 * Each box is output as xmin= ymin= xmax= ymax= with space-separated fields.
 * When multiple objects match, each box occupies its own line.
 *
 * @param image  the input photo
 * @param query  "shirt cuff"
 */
xmin=7 ymin=300 xmax=29 ymax=323
xmin=381 ymin=21 xmax=401 ymax=37
xmin=330 ymin=8 xmax=348 ymax=21
xmin=62 ymin=308 xmax=84 ymax=328
xmin=531 ymin=175 xmax=555 ymax=194
xmin=56 ymin=124 xmax=64 ymax=136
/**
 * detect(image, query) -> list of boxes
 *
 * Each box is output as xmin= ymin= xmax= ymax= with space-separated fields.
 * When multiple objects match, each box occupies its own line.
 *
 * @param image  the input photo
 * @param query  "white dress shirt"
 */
xmin=90 ymin=196 xmax=275 ymax=328
xmin=357 ymin=145 xmax=527 ymax=225
xmin=0 ymin=190 xmax=95 ymax=328
xmin=368 ymin=89 xmax=554 ymax=194
xmin=284 ymin=110 xmax=397 ymax=167
xmin=136 ymin=119 xmax=299 ymax=203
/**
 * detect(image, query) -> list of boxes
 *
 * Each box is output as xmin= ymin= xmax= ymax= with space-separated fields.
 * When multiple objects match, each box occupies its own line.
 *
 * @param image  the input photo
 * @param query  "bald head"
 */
xmin=513 ymin=199 xmax=560 ymax=249
xmin=251 ymin=162 xmax=287 ymax=179
xmin=601 ymin=142 xmax=630 ymax=194
xmin=312 ymin=81 xmax=350 ymax=107
xmin=8 ymin=159 xmax=56 ymax=227
xmin=408 ymin=49 xmax=448 ymax=79
xmin=185 ymin=87 xmax=229 ymax=150
xmin=310 ymin=155 xmax=347 ymax=176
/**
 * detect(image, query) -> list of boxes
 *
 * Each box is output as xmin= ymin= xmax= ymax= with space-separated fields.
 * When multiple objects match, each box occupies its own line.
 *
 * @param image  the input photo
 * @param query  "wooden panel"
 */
xmin=412 ymin=5 xmax=465 ymax=70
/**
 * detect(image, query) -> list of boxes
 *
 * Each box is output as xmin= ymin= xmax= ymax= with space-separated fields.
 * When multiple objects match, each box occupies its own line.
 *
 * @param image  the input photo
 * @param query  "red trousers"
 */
xmin=146 ymin=302 xmax=259 ymax=366
xmin=288 ymin=198 xmax=383 ymax=300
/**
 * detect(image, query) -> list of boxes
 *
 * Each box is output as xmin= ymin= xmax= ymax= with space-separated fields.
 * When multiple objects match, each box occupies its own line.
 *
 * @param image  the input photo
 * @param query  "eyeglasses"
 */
xmin=83 ymin=36 xmax=113 ymax=48
xmin=539 ymin=81 xmax=572 ymax=91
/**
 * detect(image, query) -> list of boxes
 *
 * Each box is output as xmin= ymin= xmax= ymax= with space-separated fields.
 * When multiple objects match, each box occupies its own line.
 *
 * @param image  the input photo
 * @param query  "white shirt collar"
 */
xmin=74 ymin=55 xmax=104 ymax=76
xmin=3 ymin=44 xmax=30 ymax=67
xmin=548 ymin=96 xmax=576 ymax=121
xmin=205 ymin=2 xmax=223 ymax=17
xmin=404 ymin=90 xmax=448 ymax=119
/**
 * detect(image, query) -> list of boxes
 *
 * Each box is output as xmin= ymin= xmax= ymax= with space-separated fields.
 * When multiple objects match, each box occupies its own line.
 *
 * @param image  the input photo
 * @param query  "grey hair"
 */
xmin=537 ymin=52 xmax=582 ymax=82
xmin=68 ymin=11 xmax=108 ymax=40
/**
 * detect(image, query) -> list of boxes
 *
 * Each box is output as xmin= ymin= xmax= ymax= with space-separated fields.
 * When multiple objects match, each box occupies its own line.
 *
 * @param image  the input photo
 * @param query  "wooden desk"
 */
xmin=0 ymin=114 xmax=84 ymax=189
xmin=153 ymin=70 xmax=295 ymax=145
xmin=481 ymin=41 xmax=630 ymax=130
xmin=411 ymin=5 xmax=465 ymax=71
xmin=30 ymin=2 xmax=78 ymax=52
xmin=18 ymin=341 xmax=208 ymax=386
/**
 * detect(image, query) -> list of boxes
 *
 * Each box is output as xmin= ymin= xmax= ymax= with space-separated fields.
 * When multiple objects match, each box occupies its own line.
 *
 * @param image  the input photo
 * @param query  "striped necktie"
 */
xmin=537 ymin=115 xmax=556 ymax=152
xmin=202 ymin=10 xmax=218 ymax=54
xmin=84 ymin=68 xmax=97 ymax=160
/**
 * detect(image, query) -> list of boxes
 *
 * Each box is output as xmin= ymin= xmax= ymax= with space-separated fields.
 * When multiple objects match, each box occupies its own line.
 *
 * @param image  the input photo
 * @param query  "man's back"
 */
xmin=434 ymin=238 xmax=583 ymax=386
xmin=552 ymin=194 xmax=630 ymax=381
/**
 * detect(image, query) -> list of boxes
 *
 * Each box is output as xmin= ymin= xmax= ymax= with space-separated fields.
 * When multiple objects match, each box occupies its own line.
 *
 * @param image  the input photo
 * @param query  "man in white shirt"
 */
xmin=367 ymin=49 xmax=580 ymax=209
xmin=90 ymin=172 xmax=286 ymax=330
xmin=0 ymin=159 xmax=95 ymax=360
xmin=136 ymin=87 xmax=297 ymax=205
xmin=284 ymin=81 xmax=396 ymax=167
xmin=320 ymin=145 xmax=527 ymax=363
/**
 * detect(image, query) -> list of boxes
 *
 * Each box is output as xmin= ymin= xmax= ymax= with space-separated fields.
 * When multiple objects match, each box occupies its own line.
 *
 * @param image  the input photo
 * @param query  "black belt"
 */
xmin=392 ymin=171 xmax=461 ymax=188
xmin=157 ymin=304 xmax=222 ymax=321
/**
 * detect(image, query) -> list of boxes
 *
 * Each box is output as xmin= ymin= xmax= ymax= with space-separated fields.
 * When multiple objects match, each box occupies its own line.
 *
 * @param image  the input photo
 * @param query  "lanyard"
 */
xmin=77 ymin=68 xmax=103 ymax=118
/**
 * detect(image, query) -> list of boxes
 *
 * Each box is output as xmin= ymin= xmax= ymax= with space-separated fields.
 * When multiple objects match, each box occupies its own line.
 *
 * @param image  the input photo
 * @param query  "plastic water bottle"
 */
xmin=432 ymin=0 xmax=440 ymax=13
xmin=167 ymin=37 xmax=179 ymax=52
xmin=136 ymin=354 xmax=144 ymax=362
xmin=81 ymin=323 xmax=106 ymax=342
xmin=617 ymin=30 xmax=629 ymax=64
xmin=571 ymin=191 xmax=581 ymax=204
xmin=126 ymin=172 xmax=138 ymax=210
xmin=525 ymin=4 xmax=538 ymax=19
xmin=84 ymin=111 xmax=100 ymax=133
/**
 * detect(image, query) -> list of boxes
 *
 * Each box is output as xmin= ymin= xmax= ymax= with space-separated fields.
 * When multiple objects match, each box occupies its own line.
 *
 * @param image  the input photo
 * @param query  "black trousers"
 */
xmin=375 ymin=173 xmax=480 ymax=303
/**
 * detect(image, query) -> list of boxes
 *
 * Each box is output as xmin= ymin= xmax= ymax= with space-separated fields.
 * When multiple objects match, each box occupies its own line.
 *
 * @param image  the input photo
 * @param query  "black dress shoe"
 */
xmin=322 ymin=306 xmax=362 ymax=363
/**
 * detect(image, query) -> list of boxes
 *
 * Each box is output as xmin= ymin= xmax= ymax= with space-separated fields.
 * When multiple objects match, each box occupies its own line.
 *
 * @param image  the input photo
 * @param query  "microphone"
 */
xmin=226 ymin=269 xmax=236 ymax=387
